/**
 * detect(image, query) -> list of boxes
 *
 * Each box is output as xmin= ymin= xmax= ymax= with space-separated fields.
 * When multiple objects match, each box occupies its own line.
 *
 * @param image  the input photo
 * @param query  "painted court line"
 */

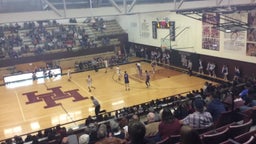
xmin=15 ymin=91 xmax=26 ymax=121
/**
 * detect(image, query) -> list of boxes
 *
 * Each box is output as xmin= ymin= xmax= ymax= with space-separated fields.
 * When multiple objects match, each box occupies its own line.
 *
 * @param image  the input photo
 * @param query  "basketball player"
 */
xmin=151 ymin=59 xmax=157 ymax=74
xmin=67 ymin=68 xmax=71 ymax=81
xmin=87 ymin=75 xmax=96 ymax=92
xmin=145 ymin=70 xmax=150 ymax=88
xmin=124 ymin=71 xmax=130 ymax=91
xmin=116 ymin=65 xmax=121 ymax=80
xmin=136 ymin=62 xmax=143 ymax=79
xmin=103 ymin=59 xmax=108 ymax=73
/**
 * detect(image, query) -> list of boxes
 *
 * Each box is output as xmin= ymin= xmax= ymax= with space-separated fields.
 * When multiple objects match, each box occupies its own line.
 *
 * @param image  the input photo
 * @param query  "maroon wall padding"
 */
xmin=200 ymin=55 xmax=256 ymax=80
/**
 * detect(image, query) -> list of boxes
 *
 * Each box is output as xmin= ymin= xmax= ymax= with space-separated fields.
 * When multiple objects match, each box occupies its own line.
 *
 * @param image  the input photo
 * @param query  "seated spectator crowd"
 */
xmin=0 ymin=18 xmax=117 ymax=59
xmin=2 ymin=75 xmax=256 ymax=144
xmin=74 ymin=55 xmax=127 ymax=72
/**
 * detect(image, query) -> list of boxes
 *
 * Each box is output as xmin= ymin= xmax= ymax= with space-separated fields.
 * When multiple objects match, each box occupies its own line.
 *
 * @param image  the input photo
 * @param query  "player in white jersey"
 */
xmin=87 ymin=75 xmax=96 ymax=92
xmin=116 ymin=65 xmax=121 ymax=80
xmin=67 ymin=68 xmax=72 ymax=81
xmin=104 ymin=59 xmax=108 ymax=73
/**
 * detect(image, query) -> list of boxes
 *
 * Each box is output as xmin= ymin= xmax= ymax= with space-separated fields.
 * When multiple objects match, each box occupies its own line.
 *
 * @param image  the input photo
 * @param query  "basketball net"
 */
xmin=161 ymin=38 xmax=171 ymax=50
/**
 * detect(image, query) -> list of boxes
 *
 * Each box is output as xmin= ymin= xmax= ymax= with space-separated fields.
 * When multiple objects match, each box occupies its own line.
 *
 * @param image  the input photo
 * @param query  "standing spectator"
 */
xmin=209 ymin=63 xmax=216 ymax=77
xmin=206 ymin=62 xmax=211 ymax=76
xmin=222 ymin=64 xmax=229 ymax=80
xmin=124 ymin=71 xmax=130 ymax=91
xmin=87 ymin=75 xmax=96 ymax=92
xmin=158 ymin=108 xmax=182 ymax=140
xmin=91 ymin=96 xmax=101 ymax=116
xmin=233 ymin=66 xmax=240 ymax=81
xmin=198 ymin=59 xmax=204 ymax=74
xmin=187 ymin=60 xmax=193 ymax=76
xmin=180 ymin=99 xmax=213 ymax=129
xmin=145 ymin=70 xmax=150 ymax=88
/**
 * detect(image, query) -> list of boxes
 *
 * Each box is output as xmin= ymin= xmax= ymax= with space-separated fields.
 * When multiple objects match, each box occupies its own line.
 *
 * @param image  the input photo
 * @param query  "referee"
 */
xmin=90 ymin=96 xmax=101 ymax=116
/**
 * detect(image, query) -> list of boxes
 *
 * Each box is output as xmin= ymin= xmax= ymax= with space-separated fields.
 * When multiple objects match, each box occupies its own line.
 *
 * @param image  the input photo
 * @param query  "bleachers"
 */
xmin=0 ymin=19 xmax=125 ymax=62
xmin=1 ymin=77 xmax=256 ymax=144
xmin=89 ymin=19 xmax=126 ymax=37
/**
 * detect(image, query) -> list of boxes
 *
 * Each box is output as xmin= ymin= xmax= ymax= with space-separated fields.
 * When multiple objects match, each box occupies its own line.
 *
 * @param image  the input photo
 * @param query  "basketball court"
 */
xmin=0 ymin=62 xmax=213 ymax=139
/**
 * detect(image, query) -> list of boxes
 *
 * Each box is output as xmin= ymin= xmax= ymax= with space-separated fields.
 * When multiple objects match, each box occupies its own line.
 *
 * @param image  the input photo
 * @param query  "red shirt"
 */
xmin=158 ymin=119 xmax=182 ymax=139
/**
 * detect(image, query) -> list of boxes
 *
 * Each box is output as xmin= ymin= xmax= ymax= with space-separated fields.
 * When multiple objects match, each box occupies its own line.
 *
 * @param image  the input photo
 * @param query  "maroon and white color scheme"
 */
xmin=22 ymin=86 xmax=88 ymax=108
xmin=202 ymin=13 xmax=220 ymax=51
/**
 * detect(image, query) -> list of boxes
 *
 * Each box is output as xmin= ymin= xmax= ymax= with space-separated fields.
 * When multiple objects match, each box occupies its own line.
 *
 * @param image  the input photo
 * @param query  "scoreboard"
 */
xmin=152 ymin=20 xmax=176 ymax=41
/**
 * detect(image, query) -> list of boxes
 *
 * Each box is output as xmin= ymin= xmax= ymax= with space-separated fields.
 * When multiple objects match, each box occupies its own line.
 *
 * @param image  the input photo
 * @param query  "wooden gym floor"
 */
xmin=0 ymin=62 xmax=214 ymax=140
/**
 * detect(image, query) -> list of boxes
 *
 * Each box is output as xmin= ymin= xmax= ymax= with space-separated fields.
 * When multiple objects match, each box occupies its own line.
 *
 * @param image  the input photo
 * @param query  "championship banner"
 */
xmin=202 ymin=13 xmax=220 ymax=51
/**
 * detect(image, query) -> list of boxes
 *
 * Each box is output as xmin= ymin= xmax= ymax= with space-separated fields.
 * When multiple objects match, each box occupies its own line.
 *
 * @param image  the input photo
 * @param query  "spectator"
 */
xmin=128 ymin=120 xmax=154 ymax=144
xmin=88 ymin=122 xmax=98 ymax=143
xmin=24 ymin=134 xmax=33 ymax=142
xmin=158 ymin=108 xmax=182 ymax=139
xmin=95 ymin=124 xmax=125 ymax=144
xmin=180 ymin=125 xmax=202 ymax=144
xmin=85 ymin=115 xmax=94 ymax=126
xmin=36 ymin=130 xmax=44 ymax=138
xmin=130 ymin=114 xmax=140 ymax=122
xmin=239 ymin=85 xmax=249 ymax=100
xmin=145 ymin=112 xmax=160 ymax=137
xmin=206 ymin=92 xmax=226 ymax=122
xmin=79 ymin=134 xmax=90 ymax=144
xmin=174 ymin=102 xmax=191 ymax=120
xmin=224 ymin=92 xmax=245 ymax=111
xmin=181 ymin=99 xmax=213 ymax=129
xmin=109 ymin=119 xmax=125 ymax=139
xmin=118 ymin=117 xmax=129 ymax=139
xmin=13 ymin=135 xmax=23 ymax=144
xmin=96 ymin=124 xmax=108 ymax=140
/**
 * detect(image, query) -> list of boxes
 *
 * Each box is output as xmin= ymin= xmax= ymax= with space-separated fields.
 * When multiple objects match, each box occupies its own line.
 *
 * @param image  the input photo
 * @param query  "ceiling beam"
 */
xmin=217 ymin=0 xmax=224 ymax=6
xmin=176 ymin=0 xmax=185 ymax=10
xmin=42 ymin=0 xmax=62 ymax=17
xmin=128 ymin=0 xmax=137 ymax=13
xmin=109 ymin=0 xmax=122 ymax=13
xmin=63 ymin=0 xmax=66 ymax=17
